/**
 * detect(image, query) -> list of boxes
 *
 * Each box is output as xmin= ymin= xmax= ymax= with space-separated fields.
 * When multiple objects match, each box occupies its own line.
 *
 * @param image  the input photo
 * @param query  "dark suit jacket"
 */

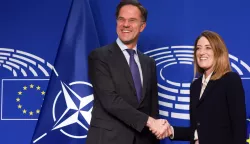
xmin=173 ymin=72 xmax=246 ymax=144
xmin=86 ymin=42 xmax=159 ymax=144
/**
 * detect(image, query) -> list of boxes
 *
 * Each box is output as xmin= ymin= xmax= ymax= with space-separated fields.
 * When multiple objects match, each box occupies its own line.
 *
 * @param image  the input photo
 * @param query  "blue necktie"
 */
xmin=126 ymin=49 xmax=142 ymax=102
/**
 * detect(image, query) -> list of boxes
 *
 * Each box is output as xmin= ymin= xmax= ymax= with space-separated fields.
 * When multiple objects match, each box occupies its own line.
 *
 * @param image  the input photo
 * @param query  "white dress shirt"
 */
xmin=116 ymin=38 xmax=143 ymax=86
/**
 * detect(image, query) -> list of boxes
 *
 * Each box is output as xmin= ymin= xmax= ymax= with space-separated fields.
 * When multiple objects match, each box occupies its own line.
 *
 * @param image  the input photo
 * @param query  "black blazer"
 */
xmin=86 ymin=42 xmax=159 ymax=144
xmin=173 ymin=72 xmax=246 ymax=144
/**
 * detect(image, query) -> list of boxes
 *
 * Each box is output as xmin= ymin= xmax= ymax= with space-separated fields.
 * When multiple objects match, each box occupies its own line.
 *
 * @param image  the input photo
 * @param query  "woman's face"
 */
xmin=196 ymin=36 xmax=215 ymax=75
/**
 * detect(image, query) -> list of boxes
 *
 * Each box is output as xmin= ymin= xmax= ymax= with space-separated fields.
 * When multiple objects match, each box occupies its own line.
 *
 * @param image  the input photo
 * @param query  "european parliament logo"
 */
xmin=144 ymin=45 xmax=250 ymax=126
xmin=0 ymin=48 xmax=52 ymax=120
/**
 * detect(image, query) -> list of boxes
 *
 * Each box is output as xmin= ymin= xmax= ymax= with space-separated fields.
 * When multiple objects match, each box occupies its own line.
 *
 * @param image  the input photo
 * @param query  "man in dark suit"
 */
xmin=86 ymin=1 xmax=171 ymax=144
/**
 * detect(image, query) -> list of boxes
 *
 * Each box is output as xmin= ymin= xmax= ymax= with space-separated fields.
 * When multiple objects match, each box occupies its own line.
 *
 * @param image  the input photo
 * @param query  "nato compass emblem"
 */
xmin=51 ymin=80 xmax=93 ymax=138
xmin=32 ymin=67 xmax=94 ymax=143
xmin=144 ymin=45 xmax=250 ymax=125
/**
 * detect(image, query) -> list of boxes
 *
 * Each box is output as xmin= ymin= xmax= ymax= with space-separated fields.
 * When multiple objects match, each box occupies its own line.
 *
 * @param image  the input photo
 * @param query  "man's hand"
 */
xmin=146 ymin=117 xmax=173 ymax=139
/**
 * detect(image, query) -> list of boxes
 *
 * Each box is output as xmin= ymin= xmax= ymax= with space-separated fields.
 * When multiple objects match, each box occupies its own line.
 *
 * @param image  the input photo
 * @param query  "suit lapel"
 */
xmin=109 ymin=43 xmax=137 ymax=96
xmin=196 ymin=80 xmax=216 ymax=107
xmin=109 ymin=43 xmax=148 ymax=104
xmin=192 ymin=78 xmax=202 ymax=107
xmin=138 ymin=51 xmax=148 ymax=104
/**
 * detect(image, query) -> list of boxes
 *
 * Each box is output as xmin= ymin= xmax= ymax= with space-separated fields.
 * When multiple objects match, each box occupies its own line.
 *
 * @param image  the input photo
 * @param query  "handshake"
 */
xmin=146 ymin=117 xmax=173 ymax=140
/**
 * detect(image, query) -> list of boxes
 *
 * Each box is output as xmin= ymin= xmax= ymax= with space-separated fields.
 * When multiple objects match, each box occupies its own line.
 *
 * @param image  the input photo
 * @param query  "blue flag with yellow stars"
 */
xmin=1 ymin=79 xmax=48 ymax=120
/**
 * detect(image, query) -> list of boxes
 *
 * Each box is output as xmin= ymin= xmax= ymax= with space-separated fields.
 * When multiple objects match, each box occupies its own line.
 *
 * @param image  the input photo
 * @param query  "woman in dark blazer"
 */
xmin=169 ymin=30 xmax=246 ymax=144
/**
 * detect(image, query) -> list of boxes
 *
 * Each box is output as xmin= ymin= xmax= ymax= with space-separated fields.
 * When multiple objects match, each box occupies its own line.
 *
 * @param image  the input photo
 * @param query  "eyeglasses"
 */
xmin=117 ymin=17 xmax=144 ymax=25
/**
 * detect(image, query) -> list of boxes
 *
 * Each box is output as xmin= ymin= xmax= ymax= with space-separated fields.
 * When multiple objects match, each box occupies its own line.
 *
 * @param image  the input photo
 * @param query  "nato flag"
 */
xmin=31 ymin=0 xmax=100 ymax=143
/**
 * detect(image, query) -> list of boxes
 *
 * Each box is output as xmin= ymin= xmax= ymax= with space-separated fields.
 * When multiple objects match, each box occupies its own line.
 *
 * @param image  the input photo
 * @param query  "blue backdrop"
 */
xmin=0 ymin=0 xmax=249 ymax=144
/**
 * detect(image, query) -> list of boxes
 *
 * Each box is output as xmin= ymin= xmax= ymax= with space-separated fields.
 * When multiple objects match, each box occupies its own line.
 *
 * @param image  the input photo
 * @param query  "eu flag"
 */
xmin=1 ymin=79 xmax=48 ymax=120
xmin=31 ymin=0 xmax=100 ymax=143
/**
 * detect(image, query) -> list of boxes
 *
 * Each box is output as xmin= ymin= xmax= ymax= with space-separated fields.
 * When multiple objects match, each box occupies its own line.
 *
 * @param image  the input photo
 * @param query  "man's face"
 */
xmin=116 ymin=5 xmax=146 ymax=48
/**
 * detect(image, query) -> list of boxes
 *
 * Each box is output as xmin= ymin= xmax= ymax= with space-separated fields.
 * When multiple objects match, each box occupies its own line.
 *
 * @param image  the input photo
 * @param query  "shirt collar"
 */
xmin=202 ymin=72 xmax=213 ymax=85
xmin=116 ymin=38 xmax=138 ymax=54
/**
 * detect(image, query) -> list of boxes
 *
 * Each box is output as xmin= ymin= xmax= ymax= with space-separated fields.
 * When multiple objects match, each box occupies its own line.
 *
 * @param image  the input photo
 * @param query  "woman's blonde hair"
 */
xmin=193 ymin=30 xmax=232 ymax=80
